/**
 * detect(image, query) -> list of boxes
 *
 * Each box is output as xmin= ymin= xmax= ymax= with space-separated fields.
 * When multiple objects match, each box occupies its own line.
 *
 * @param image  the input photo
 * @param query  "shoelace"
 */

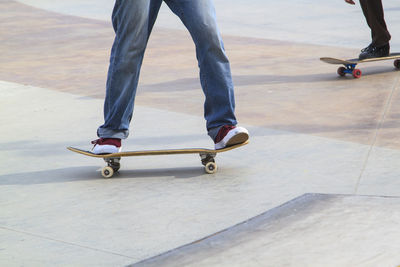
xmin=91 ymin=138 xmax=103 ymax=145
xmin=91 ymin=138 xmax=103 ymax=149
xmin=91 ymin=138 xmax=121 ymax=148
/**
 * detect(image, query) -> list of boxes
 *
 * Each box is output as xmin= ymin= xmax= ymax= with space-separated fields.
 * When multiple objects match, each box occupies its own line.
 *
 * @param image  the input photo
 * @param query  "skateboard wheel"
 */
xmin=394 ymin=59 xmax=400 ymax=69
xmin=205 ymin=162 xmax=217 ymax=174
xmin=101 ymin=166 xmax=114 ymax=178
xmin=337 ymin=67 xmax=346 ymax=77
xmin=352 ymin=69 xmax=362 ymax=78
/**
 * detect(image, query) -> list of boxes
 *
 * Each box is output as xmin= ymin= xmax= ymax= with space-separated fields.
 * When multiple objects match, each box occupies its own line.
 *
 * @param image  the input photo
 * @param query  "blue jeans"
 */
xmin=97 ymin=0 xmax=237 ymax=141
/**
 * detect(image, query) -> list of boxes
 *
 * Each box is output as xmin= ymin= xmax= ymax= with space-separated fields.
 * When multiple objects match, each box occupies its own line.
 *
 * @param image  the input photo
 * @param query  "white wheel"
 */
xmin=101 ymin=166 xmax=114 ymax=178
xmin=205 ymin=162 xmax=217 ymax=174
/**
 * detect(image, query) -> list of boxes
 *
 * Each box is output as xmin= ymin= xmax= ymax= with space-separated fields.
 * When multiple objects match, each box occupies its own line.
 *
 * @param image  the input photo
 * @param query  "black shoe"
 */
xmin=359 ymin=43 xmax=390 ymax=60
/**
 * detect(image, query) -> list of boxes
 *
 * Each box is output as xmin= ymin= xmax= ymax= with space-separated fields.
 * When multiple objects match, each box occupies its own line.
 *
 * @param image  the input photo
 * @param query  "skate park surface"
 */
xmin=1 ymin=0 xmax=400 ymax=266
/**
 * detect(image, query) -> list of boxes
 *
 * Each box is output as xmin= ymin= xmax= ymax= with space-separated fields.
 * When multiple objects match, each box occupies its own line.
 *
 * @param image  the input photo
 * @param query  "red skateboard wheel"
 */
xmin=352 ymin=69 xmax=362 ymax=78
xmin=337 ymin=67 xmax=346 ymax=77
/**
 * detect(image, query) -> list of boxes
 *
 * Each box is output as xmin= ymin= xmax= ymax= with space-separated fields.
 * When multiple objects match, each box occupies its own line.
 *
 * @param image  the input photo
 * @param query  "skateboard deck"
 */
xmin=320 ymin=53 xmax=400 ymax=78
xmin=67 ymin=140 xmax=249 ymax=178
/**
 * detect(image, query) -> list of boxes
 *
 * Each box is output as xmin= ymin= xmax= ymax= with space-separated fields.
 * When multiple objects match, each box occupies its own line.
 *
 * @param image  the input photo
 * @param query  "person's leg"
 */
xmin=358 ymin=0 xmax=390 ymax=59
xmin=165 ymin=0 xmax=248 ymax=148
xmin=359 ymin=0 xmax=390 ymax=47
xmin=97 ymin=0 xmax=163 ymax=140
xmin=165 ymin=0 xmax=236 ymax=131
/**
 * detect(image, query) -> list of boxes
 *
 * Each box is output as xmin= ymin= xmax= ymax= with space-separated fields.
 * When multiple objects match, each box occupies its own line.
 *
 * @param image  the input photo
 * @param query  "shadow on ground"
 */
xmin=0 ymin=166 xmax=206 ymax=185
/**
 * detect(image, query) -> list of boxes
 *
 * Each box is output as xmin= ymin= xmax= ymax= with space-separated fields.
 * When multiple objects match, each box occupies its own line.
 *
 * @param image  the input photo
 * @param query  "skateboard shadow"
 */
xmin=0 ymin=166 xmax=100 ymax=185
xmin=113 ymin=167 xmax=205 ymax=180
xmin=0 ymin=166 xmax=205 ymax=185
xmin=139 ymin=66 xmax=398 ymax=92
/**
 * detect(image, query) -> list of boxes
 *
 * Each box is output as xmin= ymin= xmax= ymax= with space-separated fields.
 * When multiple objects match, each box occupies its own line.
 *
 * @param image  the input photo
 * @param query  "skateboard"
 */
xmin=67 ymin=141 xmax=249 ymax=178
xmin=320 ymin=53 xmax=400 ymax=78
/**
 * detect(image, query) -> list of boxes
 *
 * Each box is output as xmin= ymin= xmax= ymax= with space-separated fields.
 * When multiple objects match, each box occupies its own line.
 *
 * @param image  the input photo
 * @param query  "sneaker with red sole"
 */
xmin=91 ymin=138 xmax=122 ymax=154
xmin=214 ymin=125 xmax=249 ymax=150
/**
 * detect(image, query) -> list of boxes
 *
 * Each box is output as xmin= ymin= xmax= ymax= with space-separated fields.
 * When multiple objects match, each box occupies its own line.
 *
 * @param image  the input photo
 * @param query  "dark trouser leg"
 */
xmin=359 ymin=0 xmax=391 ymax=47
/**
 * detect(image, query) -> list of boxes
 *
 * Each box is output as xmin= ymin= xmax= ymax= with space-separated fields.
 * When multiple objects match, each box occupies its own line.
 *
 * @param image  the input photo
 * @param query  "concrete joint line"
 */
xmin=353 ymin=73 xmax=400 ymax=194
xmin=0 ymin=225 xmax=137 ymax=260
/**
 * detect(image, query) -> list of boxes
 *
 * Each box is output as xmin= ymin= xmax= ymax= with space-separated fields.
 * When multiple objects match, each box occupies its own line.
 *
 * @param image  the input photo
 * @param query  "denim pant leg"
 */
xmin=97 ymin=0 xmax=163 ymax=139
xmin=165 ymin=0 xmax=237 ymax=140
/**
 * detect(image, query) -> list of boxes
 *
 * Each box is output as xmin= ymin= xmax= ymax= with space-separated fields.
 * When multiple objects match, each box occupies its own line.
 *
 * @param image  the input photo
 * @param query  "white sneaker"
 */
xmin=91 ymin=138 xmax=122 ymax=154
xmin=214 ymin=125 xmax=249 ymax=150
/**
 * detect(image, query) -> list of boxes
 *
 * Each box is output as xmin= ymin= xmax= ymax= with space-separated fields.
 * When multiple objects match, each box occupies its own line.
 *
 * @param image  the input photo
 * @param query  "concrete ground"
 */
xmin=1 ymin=0 xmax=400 ymax=266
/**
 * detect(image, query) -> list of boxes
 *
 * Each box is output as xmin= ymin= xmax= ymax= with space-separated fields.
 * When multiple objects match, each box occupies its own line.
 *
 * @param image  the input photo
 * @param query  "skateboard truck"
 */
xmin=200 ymin=152 xmax=217 ymax=174
xmin=101 ymin=153 xmax=218 ymax=178
xmin=102 ymin=157 xmax=121 ymax=178
xmin=337 ymin=64 xmax=362 ymax=78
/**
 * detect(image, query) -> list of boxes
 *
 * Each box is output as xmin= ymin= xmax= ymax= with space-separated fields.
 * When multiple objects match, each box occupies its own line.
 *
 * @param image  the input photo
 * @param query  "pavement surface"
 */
xmin=1 ymin=0 xmax=400 ymax=266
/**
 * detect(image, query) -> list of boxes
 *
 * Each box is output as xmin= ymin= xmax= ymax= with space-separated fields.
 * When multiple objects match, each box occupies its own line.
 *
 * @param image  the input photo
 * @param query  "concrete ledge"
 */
xmin=131 ymin=193 xmax=400 ymax=267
